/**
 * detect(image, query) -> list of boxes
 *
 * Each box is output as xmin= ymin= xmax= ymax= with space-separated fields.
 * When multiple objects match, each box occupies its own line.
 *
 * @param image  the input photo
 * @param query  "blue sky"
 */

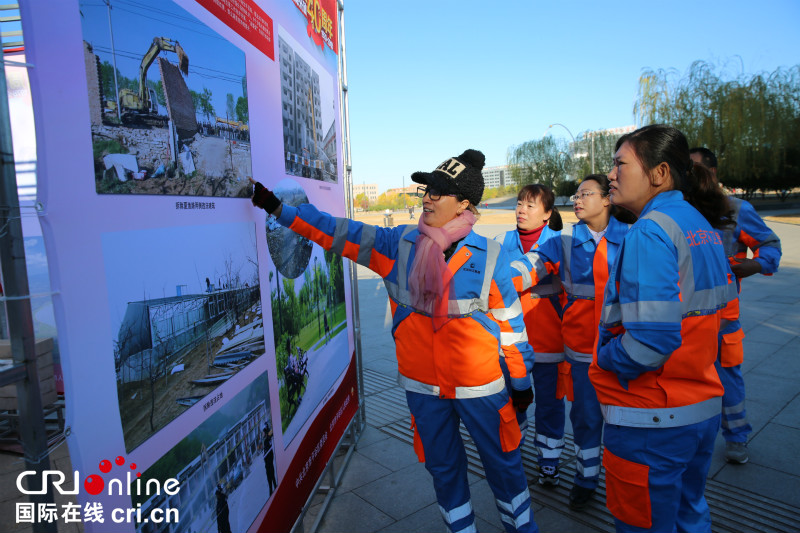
xmin=79 ymin=0 xmax=247 ymax=121
xmin=342 ymin=0 xmax=800 ymax=192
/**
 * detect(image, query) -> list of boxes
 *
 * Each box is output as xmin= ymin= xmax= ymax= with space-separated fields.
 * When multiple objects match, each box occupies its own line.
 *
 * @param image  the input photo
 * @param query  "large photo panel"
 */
xmin=133 ymin=370 xmax=277 ymax=533
xmin=102 ymin=221 xmax=264 ymax=452
xmin=266 ymin=179 xmax=349 ymax=444
xmin=79 ymin=0 xmax=253 ymax=197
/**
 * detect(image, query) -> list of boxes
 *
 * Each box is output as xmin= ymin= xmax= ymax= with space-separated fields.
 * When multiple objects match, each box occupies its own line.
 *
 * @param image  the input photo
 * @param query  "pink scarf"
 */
xmin=409 ymin=210 xmax=477 ymax=323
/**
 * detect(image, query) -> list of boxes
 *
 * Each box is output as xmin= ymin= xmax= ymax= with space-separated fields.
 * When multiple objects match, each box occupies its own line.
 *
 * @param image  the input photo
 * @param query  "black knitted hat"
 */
xmin=411 ymin=149 xmax=486 ymax=206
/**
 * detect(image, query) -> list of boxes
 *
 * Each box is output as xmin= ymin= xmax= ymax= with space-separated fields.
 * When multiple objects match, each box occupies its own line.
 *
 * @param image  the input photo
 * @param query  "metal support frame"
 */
xmin=0 ymin=17 xmax=57 ymax=532
xmin=290 ymin=3 xmax=365 ymax=531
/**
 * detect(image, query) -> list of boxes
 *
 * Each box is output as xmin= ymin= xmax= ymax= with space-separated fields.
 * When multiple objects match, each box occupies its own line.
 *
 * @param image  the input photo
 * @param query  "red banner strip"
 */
xmin=196 ymin=0 xmax=275 ymax=60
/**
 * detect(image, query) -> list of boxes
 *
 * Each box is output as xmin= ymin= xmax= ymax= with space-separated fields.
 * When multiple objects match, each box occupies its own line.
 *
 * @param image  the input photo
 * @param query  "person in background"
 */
xmin=689 ymin=147 xmax=782 ymax=464
xmin=509 ymin=175 xmax=634 ymax=510
xmin=250 ymin=150 xmax=539 ymax=533
xmin=497 ymin=185 xmax=567 ymax=488
xmin=589 ymin=125 xmax=737 ymax=532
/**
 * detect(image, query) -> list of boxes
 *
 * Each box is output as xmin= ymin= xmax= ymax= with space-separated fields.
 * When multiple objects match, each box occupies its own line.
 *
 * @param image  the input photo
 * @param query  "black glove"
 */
xmin=251 ymin=181 xmax=282 ymax=214
xmin=511 ymin=387 xmax=533 ymax=412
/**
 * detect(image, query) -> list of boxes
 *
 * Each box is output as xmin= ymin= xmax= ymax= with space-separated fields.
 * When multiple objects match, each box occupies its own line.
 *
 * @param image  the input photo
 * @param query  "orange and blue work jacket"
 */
xmin=498 ymin=226 xmax=564 ymax=365
xmin=510 ymin=218 xmax=630 ymax=364
xmin=716 ymin=197 xmax=782 ymax=367
xmin=277 ymin=203 xmax=534 ymax=397
xmin=587 ymin=191 xmax=738 ymax=428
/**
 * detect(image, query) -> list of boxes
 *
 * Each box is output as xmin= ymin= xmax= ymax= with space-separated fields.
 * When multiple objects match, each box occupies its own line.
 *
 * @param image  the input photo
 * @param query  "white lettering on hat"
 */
xmin=436 ymin=158 xmax=465 ymax=177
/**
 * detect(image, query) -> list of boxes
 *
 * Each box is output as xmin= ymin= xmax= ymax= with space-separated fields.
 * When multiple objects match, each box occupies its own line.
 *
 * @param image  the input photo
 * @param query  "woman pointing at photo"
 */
xmin=250 ymin=149 xmax=539 ymax=533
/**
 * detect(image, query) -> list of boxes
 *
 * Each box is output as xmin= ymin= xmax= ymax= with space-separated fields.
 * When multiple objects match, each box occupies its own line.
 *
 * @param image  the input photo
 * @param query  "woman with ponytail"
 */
xmin=497 ymin=184 xmax=567 ymax=489
xmin=250 ymin=149 xmax=539 ymax=533
xmin=588 ymin=125 xmax=737 ymax=532
xmin=506 ymin=176 xmax=634 ymax=510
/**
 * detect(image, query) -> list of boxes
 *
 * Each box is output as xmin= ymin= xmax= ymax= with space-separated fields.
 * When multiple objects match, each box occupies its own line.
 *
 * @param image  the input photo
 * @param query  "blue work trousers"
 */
xmin=407 ymin=391 xmax=538 ymax=533
xmin=715 ymin=362 xmax=751 ymax=443
xmin=603 ymin=415 xmax=720 ymax=533
xmin=531 ymin=362 xmax=565 ymax=468
xmin=568 ymin=360 xmax=603 ymax=489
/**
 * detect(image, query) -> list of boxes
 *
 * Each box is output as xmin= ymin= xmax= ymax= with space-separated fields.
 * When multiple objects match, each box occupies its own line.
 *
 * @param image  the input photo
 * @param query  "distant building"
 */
xmin=278 ymin=36 xmax=324 ymax=178
xmin=572 ymin=125 xmax=636 ymax=158
xmin=353 ymin=183 xmax=378 ymax=203
xmin=482 ymin=165 xmax=511 ymax=189
xmin=386 ymin=185 xmax=419 ymax=197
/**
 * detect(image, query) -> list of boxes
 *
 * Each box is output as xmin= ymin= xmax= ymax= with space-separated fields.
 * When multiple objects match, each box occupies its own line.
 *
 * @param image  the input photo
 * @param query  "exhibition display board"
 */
xmin=20 ymin=1 xmax=357 ymax=531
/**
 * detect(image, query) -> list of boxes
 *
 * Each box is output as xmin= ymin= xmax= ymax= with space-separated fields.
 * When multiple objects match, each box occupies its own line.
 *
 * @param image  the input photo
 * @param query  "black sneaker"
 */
xmin=538 ymin=465 xmax=560 ymax=488
xmin=569 ymin=485 xmax=595 ymax=510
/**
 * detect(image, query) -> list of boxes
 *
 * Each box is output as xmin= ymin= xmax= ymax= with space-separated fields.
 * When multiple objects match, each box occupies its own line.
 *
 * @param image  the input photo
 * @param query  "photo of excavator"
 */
xmin=103 ymin=37 xmax=189 ymax=125
xmin=81 ymin=0 xmax=253 ymax=198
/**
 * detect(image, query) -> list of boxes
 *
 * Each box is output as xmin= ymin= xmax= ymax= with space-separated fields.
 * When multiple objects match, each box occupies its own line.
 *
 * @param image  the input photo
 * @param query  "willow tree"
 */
xmin=507 ymin=136 xmax=571 ymax=190
xmin=634 ymin=61 xmax=800 ymax=199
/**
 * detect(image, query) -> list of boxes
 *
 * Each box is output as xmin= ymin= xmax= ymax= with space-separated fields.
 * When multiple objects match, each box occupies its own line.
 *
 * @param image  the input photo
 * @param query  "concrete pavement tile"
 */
xmin=712 ymin=463 xmax=800 ymax=509
xmin=315 ymin=491 xmax=394 ymax=533
xmin=747 ymin=423 xmax=800 ymax=476
xmin=741 ymin=339 xmax=782 ymax=372
xmin=356 ymin=425 xmax=391 ymax=448
xmin=364 ymin=358 xmax=398 ymax=376
xmin=749 ymin=343 xmax=800 ymax=378
xmin=773 ymin=394 xmax=800 ymax=430
xmin=337 ymin=451 xmax=392 ymax=492
xmin=374 ymin=503 xmax=448 ymax=533
xmin=353 ymin=462 xmax=437 ymax=520
xmin=535 ymin=507 xmax=608 ymax=533
xmin=739 ymin=372 xmax=798 ymax=411
xmin=357 ymin=433 xmax=420 ymax=472
xmin=740 ymin=323 xmax=797 ymax=347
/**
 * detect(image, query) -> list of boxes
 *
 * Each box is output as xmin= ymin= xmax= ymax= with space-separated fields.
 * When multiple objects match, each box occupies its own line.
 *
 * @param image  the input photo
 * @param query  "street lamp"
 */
xmin=546 ymin=123 xmax=595 ymax=174
xmin=546 ymin=123 xmax=576 ymax=144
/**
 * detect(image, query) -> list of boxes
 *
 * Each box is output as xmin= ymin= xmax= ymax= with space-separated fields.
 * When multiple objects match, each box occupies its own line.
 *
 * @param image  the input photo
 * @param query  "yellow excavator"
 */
xmin=115 ymin=37 xmax=189 ymax=121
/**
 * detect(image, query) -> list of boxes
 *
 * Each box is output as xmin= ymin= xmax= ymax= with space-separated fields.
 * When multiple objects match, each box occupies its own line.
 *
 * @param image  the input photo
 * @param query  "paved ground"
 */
xmin=301 ymin=217 xmax=800 ymax=533
xmin=1 ymin=215 xmax=797 ymax=533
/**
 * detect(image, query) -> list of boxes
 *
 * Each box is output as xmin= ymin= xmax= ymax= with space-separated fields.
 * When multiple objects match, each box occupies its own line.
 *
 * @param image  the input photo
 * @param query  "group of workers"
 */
xmin=250 ymin=123 xmax=781 ymax=533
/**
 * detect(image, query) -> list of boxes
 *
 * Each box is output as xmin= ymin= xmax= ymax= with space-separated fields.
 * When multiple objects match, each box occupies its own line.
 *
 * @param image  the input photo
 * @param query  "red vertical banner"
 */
xmin=291 ymin=0 xmax=338 ymax=53
xmin=196 ymin=0 xmax=275 ymax=60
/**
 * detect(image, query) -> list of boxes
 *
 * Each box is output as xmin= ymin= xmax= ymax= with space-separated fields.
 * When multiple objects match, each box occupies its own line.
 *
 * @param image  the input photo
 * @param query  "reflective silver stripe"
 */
xmin=538 ymin=447 xmax=563 ymax=459
xmin=453 ymin=297 xmax=486 ymax=315
xmin=490 ymin=298 xmax=523 ymax=322
xmin=565 ymin=346 xmax=592 ymax=363
xmin=501 ymin=330 xmax=528 ymax=346
xmin=330 ymin=217 xmax=350 ymax=255
xmin=620 ymin=300 xmax=681 ymax=323
xmin=530 ymin=283 xmax=561 ymax=297
xmin=396 ymin=226 xmax=416 ymax=296
xmin=535 ymin=351 xmax=566 ymax=363
xmin=510 ymin=259 xmax=533 ymax=291
xmin=565 ymin=283 xmax=595 ymax=299
xmin=357 ymin=224 xmax=377 ymax=265
xmin=500 ymin=507 xmax=531 ymax=529
xmin=722 ymin=417 xmax=749 ymax=429
xmin=535 ymin=434 xmax=565 ymax=449
xmin=601 ymin=302 xmax=622 ymax=326
xmin=621 ymin=332 xmax=669 ymax=367
xmin=495 ymin=488 xmax=531 ymax=516
xmin=576 ymin=445 xmax=601 ymax=460
xmin=397 ymin=375 xmax=506 ymax=398
xmin=600 ymin=396 xmax=721 ymax=428
xmin=482 ymin=240 xmax=501 ymax=303
xmin=723 ymin=401 xmax=745 ymax=415
xmin=440 ymin=501 xmax=473 ymax=524
xmin=521 ymin=251 xmax=551 ymax=289
xmin=642 ymin=211 xmax=697 ymax=315
xmin=577 ymin=464 xmax=600 ymax=478
xmin=561 ymin=233 xmax=574 ymax=288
